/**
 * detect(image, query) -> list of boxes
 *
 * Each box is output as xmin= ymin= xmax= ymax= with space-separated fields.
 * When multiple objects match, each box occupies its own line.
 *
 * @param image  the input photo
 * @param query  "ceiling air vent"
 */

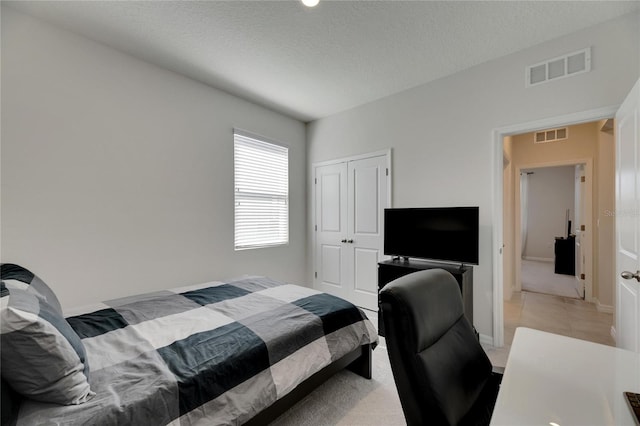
xmin=534 ymin=127 xmax=568 ymax=144
xmin=526 ymin=47 xmax=591 ymax=87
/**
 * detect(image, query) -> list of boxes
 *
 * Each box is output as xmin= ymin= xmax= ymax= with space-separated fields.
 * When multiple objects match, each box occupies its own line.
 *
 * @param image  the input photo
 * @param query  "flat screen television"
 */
xmin=384 ymin=207 xmax=479 ymax=265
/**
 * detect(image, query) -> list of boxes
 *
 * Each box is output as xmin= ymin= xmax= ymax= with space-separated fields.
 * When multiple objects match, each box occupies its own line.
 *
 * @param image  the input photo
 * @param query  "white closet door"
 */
xmin=347 ymin=155 xmax=388 ymax=310
xmin=314 ymin=162 xmax=349 ymax=299
xmin=314 ymin=152 xmax=390 ymax=311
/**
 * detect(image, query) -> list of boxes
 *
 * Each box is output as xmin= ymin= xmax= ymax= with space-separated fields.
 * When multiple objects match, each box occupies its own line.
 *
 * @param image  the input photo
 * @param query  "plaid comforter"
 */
xmin=14 ymin=276 xmax=378 ymax=425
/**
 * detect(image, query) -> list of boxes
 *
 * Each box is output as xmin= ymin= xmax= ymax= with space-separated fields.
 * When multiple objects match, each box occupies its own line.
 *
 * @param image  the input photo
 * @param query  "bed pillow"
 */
xmin=0 ymin=282 xmax=94 ymax=405
xmin=0 ymin=263 xmax=63 ymax=316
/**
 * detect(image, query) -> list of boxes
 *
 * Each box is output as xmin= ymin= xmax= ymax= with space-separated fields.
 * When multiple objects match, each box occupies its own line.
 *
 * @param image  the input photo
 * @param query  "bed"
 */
xmin=0 ymin=265 xmax=378 ymax=425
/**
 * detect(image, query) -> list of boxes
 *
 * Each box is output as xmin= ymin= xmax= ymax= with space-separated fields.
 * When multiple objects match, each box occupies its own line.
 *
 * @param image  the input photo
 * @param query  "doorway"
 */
xmin=492 ymin=106 xmax=618 ymax=348
xmin=518 ymin=164 xmax=586 ymax=300
xmin=506 ymin=128 xmax=596 ymax=305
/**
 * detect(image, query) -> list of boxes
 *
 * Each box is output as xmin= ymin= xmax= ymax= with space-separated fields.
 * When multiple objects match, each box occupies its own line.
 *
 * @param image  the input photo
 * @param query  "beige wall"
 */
xmin=505 ymin=121 xmax=615 ymax=309
xmin=596 ymin=120 xmax=616 ymax=309
xmin=510 ymin=122 xmax=599 ymax=165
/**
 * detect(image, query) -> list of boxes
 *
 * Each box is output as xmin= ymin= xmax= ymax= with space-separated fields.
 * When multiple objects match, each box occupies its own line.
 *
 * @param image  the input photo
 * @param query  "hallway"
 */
xmin=521 ymin=259 xmax=581 ymax=299
xmin=486 ymin=290 xmax=614 ymax=367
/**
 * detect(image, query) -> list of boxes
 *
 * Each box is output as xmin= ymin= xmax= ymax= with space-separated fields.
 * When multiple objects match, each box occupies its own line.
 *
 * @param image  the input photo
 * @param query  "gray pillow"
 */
xmin=0 ymin=282 xmax=94 ymax=405
xmin=0 ymin=263 xmax=63 ymax=315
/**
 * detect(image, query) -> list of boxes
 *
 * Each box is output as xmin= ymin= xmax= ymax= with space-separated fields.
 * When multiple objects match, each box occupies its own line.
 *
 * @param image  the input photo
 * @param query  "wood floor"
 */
xmin=485 ymin=290 xmax=615 ymax=367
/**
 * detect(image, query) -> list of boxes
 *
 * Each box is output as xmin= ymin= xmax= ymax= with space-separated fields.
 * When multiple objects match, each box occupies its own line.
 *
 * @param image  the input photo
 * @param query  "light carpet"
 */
xmin=268 ymin=308 xmax=509 ymax=425
xmin=521 ymin=259 xmax=581 ymax=299
xmin=269 ymin=343 xmax=405 ymax=426
xmin=270 ymin=310 xmax=406 ymax=425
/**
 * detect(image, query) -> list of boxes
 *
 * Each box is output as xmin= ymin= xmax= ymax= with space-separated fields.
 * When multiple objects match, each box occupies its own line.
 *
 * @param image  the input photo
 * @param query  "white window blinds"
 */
xmin=234 ymin=131 xmax=289 ymax=250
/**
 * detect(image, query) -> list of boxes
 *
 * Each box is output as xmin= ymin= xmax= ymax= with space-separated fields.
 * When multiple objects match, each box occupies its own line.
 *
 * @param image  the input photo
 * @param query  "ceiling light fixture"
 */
xmin=301 ymin=0 xmax=319 ymax=7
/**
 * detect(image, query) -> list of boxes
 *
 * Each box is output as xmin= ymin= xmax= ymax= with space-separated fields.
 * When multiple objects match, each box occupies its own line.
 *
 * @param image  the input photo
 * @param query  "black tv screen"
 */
xmin=384 ymin=207 xmax=479 ymax=265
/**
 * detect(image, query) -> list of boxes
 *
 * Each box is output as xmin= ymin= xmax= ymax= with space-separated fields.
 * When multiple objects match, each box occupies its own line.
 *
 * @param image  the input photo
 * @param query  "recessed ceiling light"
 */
xmin=301 ymin=0 xmax=320 ymax=7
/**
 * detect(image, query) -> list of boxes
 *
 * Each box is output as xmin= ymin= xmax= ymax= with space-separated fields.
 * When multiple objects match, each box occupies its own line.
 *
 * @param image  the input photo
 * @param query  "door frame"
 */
xmin=492 ymin=106 xmax=618 ymax=348
xmin=513 ymin=159 xmax=592 ymax=298
xmin=311 ymin=149 xmax=392 ymax=300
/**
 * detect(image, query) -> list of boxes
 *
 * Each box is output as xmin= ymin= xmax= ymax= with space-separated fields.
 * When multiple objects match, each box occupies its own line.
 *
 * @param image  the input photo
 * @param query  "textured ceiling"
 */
xmin=5 ymin=1 xmax=639 ymax=122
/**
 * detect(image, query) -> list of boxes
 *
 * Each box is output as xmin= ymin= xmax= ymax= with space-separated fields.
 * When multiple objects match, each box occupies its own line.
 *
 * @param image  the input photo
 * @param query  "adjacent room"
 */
xmin=2 ymin=1 xmax=639 ymax=425
xmin=499 ymin=119 xmax=619 ymax=365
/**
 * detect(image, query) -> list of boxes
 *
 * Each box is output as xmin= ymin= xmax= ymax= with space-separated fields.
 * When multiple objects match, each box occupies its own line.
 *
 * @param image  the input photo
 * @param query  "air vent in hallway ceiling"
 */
xmin=526 ymin=47 xmax=591 ymax=87
xmin=534 ymin=127 xmax=568 ymax=144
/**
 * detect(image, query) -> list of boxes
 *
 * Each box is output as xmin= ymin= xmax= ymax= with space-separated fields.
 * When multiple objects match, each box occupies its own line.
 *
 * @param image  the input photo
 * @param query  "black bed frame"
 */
xmin=245 ymin=343 xmax=373 ymax=426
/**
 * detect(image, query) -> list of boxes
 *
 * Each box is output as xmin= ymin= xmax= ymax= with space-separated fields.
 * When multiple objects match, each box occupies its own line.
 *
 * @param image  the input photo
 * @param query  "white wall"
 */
xmin=522 ymin=167 xmax=575 ymax=260
xmin=307 ymin=13 xmax=640 ymax=340
xmin=1 ymin=7 xmax=307 ymax=310
xmin=502 ymin=137 xmax=514 ymax=301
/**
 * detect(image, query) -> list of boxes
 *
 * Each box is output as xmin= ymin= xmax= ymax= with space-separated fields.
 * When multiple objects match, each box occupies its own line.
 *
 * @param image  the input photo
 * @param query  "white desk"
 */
xmin=491 ymin=327 xmax=640 ymax=426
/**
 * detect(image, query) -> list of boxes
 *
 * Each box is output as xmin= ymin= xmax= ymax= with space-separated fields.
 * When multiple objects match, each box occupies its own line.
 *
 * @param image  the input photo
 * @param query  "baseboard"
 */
xmin=595 ymin=298 xmax=614 ymax=313
xmin=479 ymin=333 xmax=493 ymax=347
xmin=522 ymin=256 xmax=554 ymax=262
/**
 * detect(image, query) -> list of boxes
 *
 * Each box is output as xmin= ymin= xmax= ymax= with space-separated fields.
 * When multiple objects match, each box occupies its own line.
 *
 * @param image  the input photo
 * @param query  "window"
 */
xmin=234 ymin=130 xmax=289 ymax=250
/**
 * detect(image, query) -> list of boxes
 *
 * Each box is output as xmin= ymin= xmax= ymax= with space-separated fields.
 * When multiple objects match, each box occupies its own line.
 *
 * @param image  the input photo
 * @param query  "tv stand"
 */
xmin=377 ymin=259 xmax=473 ymax=337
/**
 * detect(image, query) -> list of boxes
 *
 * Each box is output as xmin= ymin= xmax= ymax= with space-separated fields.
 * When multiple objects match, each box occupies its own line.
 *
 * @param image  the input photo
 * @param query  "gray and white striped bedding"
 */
xmin=14 ymin=276 xmax=378 ymax=425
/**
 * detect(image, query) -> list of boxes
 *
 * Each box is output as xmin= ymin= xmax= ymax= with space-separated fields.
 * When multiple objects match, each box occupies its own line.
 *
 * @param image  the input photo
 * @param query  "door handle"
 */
xmin=346 ymin=239 xmax=354 ymax=244
xmin=341 ymin=239 xmax=347 ymax=243
xmin=621 ymin=270 xmax=640 ymax=282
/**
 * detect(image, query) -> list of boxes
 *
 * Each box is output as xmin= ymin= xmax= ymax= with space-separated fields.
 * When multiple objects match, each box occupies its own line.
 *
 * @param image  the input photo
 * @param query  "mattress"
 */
xmin=14 ymin=276 xmax=378 ymax=425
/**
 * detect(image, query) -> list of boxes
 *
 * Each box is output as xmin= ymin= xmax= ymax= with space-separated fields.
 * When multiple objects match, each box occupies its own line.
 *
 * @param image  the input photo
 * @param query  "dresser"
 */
xmin=377 ymin=259 xmax=473 ymax=336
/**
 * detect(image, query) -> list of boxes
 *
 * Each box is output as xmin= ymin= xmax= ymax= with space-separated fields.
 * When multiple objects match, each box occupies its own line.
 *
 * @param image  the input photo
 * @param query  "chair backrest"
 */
xmin=380 ymin=269 xmax=492 ymax=426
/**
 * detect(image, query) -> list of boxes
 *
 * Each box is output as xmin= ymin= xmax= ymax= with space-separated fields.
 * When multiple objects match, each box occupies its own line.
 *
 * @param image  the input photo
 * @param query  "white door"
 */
xmin=314 ymin=153 xmax=390 ymax=310
xmin=347 ymin=156 xmax=388 ymax=309
xmin=315 ymin=162 xmax=349 ymax=300
xmin=615 ymin=78 xmax=640 ymax=353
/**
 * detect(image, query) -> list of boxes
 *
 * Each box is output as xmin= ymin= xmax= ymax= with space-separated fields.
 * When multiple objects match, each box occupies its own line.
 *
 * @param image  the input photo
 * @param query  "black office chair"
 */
xmin=379 ymin=269 xmax=502 ymax=426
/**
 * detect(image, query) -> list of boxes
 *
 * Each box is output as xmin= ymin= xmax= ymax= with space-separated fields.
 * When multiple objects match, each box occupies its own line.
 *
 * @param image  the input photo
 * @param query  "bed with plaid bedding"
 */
xmin=14 ymin=276 xmax=378 ymax=425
